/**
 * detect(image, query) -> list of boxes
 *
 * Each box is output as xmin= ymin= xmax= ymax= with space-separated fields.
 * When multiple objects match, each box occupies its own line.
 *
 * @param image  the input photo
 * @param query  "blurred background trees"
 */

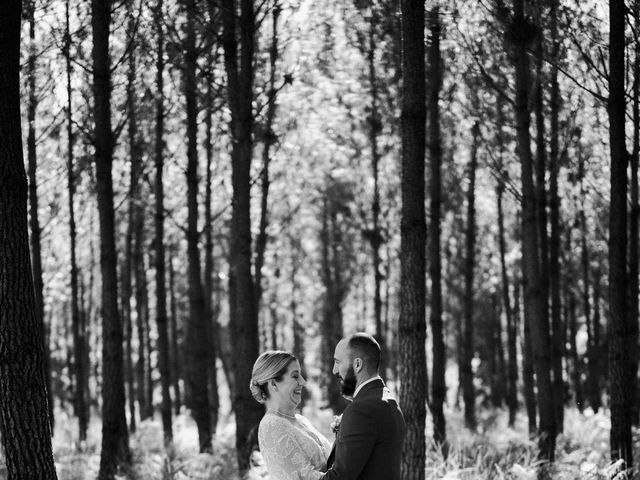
xmin=2 ymin=0 xmax=637 ymax=478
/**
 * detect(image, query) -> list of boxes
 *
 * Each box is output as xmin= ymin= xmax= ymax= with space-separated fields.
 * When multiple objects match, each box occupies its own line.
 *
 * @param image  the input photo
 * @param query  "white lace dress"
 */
xmin=258 ymin=412 xmax=333 ymax=480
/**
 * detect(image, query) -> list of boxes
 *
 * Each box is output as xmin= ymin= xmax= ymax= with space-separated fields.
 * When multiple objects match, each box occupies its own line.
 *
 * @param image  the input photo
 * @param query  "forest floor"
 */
xmin=1 ymin=403 xmax=637 ymax=479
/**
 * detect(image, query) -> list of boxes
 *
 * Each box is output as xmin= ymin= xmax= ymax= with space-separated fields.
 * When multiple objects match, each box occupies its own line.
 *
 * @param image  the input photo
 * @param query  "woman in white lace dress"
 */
xmin=250 ymin=351 xmax=332 ymax=480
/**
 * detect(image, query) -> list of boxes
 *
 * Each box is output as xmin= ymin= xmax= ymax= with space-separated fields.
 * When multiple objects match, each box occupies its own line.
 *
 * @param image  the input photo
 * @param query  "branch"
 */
xmin=110 ymin=0 xmax=145 ymax=73
xmin=539 ymin=53 xmax=607 ymax=104
xmin=456 ymin=24 xmax=515 ymax=107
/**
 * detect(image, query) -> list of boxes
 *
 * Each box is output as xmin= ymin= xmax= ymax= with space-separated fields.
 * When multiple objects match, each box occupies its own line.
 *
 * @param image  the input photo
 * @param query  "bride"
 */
xmin=250 ymin=351 xmax=332 ymax=480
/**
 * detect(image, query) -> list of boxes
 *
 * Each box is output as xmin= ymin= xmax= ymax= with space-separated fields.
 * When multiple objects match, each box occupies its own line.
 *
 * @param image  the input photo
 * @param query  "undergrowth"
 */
xmin=1 ymin=405 xmax=637 ymax=479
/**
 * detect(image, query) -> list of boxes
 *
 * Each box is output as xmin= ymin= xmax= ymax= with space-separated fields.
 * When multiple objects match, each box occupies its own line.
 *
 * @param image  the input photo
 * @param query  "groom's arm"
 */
xmin=321 ymin=403 xmax=376 ymax=480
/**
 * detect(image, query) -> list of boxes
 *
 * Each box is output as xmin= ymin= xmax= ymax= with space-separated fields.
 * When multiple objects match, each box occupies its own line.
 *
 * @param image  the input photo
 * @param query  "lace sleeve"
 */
xmin=259 ymin=416 xmax=325 ymax=480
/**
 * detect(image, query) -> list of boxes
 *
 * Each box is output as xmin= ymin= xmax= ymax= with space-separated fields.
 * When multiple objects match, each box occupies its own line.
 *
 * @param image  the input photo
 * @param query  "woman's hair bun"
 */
xmin=249 ymin=379 xmax=267 ymax=404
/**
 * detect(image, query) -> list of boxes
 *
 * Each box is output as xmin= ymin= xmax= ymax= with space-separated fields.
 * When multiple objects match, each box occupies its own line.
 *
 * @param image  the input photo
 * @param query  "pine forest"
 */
xmin=0 ymin=0 xmax=637 ymax=478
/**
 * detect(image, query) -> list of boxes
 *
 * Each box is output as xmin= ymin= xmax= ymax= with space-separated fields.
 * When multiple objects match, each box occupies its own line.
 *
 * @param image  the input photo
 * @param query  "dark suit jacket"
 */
xmin=321 ymin=379 xmax=405 ymax=480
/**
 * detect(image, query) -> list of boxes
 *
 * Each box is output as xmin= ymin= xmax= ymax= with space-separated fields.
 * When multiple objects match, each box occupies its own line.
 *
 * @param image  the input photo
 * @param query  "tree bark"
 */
xmin=0 ymin=2 xmax=58 ymax=476
xmin=134 ymin=221 xmax=149 ymax=420
xmin=169 ymin=254 xmax=182 ymax=415
xmin=291 ymin=271 xmax=307 ymax=410
xmin=361 ymin=6 xmax=387 ymax=378
xmin=144 ymin=290 xmax=153 ymax=419
xmin=254 ymin=4 xmax=280 ymax=329
xmin=25 ymin=0 xmax=54 ymax=434
xmin=589 ymin=268 xmax=602 ymax=412
xmin=518 ymin=280 xmax=537 ymax=435
xmin=461 ymin=121 xmax=479 ymax=430
xmin=65 ymin=0 xmax=88 ymax=444
xmin=222 ymin=0 xmax=263 ymax=469
xmin=122 ymin=3 xmax=137 ymax=430
xmin=497 ymin=179 xmax=518 ymax=425
xmin=533 ymin=2 xmax=562 ymax=435
xmin=399 ymin=0 xmax=427 ymax=478
xmin=548 ymin=0 xmax=564 ymax=436
xmin=511 ymin=0 xmax=555 ymax=461
xmin=183 ymin=0 xmax=211 ymax=453
xmin=123 ymin=274 xmax=136 ymax=431
xmin=153 ymin=0 xmax=172 ymax=443
xmin=320 ymin=194 xmax=347 ymax=413
xmin=492 ymin=294 xmax=507 ymax=407
xmin=203 ymin=36 xmax=220 ymax=435
xmin=568 ymin=290 xmax=583 ymax=412
xmin=122 ymin=249 xmax=136 ymax=434
xmin=578 ymin=154 xmax=594 ymax=414
xmin=126 ymin=10 xmax=149 ymax=421
xmin=608 ymin=0 xmax=633 ymax=468
xmin=427 ymin=5 xmax=446 ymax=448
xmin=629 ymin=0 xmax=640 ymax=427
xmin=92 ymin=0 xmax=131 ymax=476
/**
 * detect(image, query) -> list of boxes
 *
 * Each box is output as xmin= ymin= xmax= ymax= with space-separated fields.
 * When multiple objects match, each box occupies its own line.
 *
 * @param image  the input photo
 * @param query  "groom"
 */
xmin=321 ymin=333 xmax=405 ymax=480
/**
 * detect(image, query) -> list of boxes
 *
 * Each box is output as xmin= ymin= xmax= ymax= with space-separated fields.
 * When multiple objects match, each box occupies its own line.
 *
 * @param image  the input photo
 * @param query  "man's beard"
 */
xmin=340 ymin=366 xmax=357 ymax=396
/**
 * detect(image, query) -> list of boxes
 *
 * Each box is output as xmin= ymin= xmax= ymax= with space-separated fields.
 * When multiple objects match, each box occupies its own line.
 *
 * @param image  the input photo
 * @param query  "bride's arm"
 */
xmin=259 ymin=417 xmax=325 ymax=480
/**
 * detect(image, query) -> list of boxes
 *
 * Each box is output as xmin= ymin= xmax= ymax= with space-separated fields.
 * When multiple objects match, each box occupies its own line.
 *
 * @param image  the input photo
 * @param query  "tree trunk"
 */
xmin=511 ymin=0 xmax=555 ymax=461
xmin=461 ymin=121 xmax=479 ymax=430
xmin=0 ymin=3 xmax=58 ymax=475
xmin=127 ymin=12 xmax=149 ymax=421
xmin=253 ymin=5 xmax=280 ymax=356
xmin=589 ymin=269 xmax=602 ymax=412
xmin=486 ymin=300 xmax=497 ymax=406
xmin=363 ymin=7 xmax=387 ymax=379
xmin=254 ymin=4 xmax=280 ymax=330
xmin=26 ymin=0 xmax=54 ymax=434
xmin=222 ymin=0 xmax=263 ymax=469
xmin=629 ymin=0 xmax=640 ymax=427
xmin=320 ymin=197 xmax=346 ymax=413
xmin=142 ymin=284 xmax=153 ymax=418
xmin=427 ymin=5 xmax=446 ymax=448
xmin=122 ymin=252 xmax=136 ymax=434
xmin=548 ymin=0 xmax=564 ymax=436
xmin=144 ymin=285 xmax=153 ymax=419
xmin=87 ymin=221 xmax=98 ymax=410
xmin=290 ymin=261 xmax=306 ymax=409
xmin=92 ymin=0 xmax=131 ymax=476
xmin=497 ymin=179 xmax=518 ymax=425
xmin=134 ymin=224 xmax=149 ymax=420
xmin=519 ymin=280 xmax=537 ymax=435
xmin=65 ymin=0 xmax=88 ymax=444
xmin=568 ymin=291 xmax=583 ymax=412
xmin=203 ymin=40 xmax=220 ymax=435
xmin=496 ymin=95 xmax=518 ymax=424
xmin=169 ymin=255 xmax=182 ymax=415
xmin=492 ymin=294 xmax=507 ymax=407
xmin=578 ymin=155 xmax=594 ymax=414
xmin=399 ymin=0 xmax=427 ymax=478
xmin=123 ymin=276 xmax=136 ymax=431
xmin=122 ymin=5 xmax=137 ymax=430
xmin=183 ymin=0 xmax=211 ymax=453
xmin=153 ymin=0 xmax=172 ymax=443
xmin=534 ymin=2 xmax=563 ymax=435
xmin=608 ymin=0 xmax=633 ymax=468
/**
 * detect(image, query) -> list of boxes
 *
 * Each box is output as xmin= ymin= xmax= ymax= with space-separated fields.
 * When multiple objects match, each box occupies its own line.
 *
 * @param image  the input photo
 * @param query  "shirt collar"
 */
xmin=353 ymin=375 xmax=382 ymax=399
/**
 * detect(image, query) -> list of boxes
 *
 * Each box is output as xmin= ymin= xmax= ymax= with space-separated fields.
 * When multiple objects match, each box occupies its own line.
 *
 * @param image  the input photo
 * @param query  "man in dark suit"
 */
xmin=321 ymin=333 xmax=406 ymax=480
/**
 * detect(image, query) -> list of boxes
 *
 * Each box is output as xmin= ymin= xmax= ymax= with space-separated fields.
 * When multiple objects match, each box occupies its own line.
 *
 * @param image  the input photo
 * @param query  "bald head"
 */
xmin=347 ymin=333 xmax=381 ymax=374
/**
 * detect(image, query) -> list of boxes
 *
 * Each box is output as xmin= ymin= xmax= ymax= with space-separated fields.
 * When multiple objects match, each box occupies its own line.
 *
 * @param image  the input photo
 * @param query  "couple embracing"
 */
xmin=249 ymin=332 xmax=406 ymax=480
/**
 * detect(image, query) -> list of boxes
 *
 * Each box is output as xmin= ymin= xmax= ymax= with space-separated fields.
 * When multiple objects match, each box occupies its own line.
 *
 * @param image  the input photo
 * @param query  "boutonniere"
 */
xmin=330 ymin=414 xmax=343 ymax=435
